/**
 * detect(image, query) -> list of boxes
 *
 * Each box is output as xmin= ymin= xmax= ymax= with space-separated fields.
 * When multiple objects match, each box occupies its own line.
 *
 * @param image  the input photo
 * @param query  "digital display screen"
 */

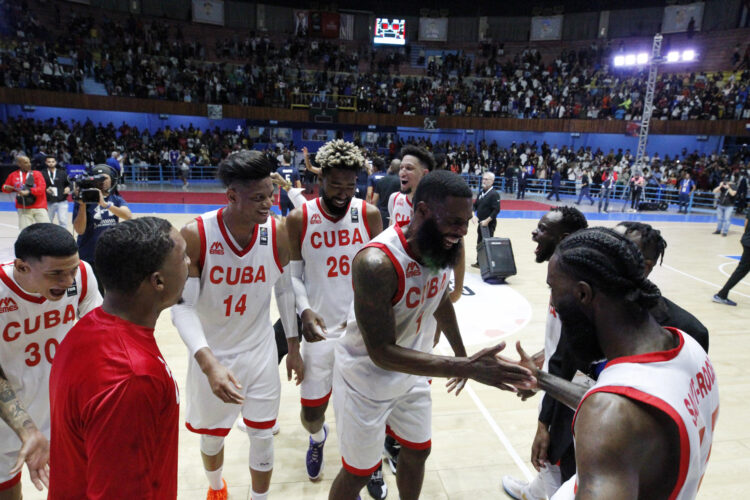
xmin=374 ymin=18 xmax=406 ymax=45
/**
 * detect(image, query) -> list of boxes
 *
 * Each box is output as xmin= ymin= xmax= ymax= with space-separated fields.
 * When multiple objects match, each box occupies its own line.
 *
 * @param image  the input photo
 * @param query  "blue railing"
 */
xmin=120 ymin=164 xmax=746 ymax=214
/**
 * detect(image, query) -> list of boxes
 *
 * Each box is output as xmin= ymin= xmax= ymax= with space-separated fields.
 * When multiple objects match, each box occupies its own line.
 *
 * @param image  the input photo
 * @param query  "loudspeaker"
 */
xmin=477 ymin=236 xmax=517 ymax=282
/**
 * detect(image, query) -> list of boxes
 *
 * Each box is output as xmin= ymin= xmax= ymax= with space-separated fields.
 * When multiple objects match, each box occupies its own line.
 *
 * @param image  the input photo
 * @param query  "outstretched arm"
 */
xmin=353 ymin=248 xmax=534 ymax=390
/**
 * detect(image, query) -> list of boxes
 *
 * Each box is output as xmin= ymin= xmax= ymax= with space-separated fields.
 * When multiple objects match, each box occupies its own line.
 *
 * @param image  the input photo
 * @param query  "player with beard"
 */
xmin=503 ymin=207 xmax=588 ymax=500
xmin=285 ymin=140 xmax=384 ymax=488
xmin=515 ymin=228 xmax=719 ymax=500
xmin=329 ymin=170 xmax=535 ymax=500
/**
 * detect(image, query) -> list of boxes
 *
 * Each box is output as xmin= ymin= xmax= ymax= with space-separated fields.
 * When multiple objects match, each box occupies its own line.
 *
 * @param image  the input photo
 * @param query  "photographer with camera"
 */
xmin=41 ymin=156 xmax=71 ymax=228
xmin=713 ymin=175 xmax=737 ymax=236
xmin=2 ymin=155 xmax=50 ymax=229
xmin=72 ymin=165 xmax=132 ymax=288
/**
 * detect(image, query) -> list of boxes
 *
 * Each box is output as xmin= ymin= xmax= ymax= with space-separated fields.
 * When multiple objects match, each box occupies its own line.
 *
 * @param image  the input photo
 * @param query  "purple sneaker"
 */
xmin=306 ymin=424 xmax=328 ymax=481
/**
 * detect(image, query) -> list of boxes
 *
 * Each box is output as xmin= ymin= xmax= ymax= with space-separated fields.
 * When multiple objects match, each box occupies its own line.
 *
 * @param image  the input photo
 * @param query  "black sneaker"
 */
xmin=383 ymin=435 xmax=400 ymax=474
xmin=366 ymin=463 xmax=388 ymax=499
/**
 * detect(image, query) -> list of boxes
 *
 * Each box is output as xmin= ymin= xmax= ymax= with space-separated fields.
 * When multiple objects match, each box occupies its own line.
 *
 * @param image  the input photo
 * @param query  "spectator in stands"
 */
xmin=2 ymin=155 xmax=49 ymax=228
xmin=42 ymin=155 xmax=71 ymax=227
xmin=106 ymin=151 xmax=122 ymax=174
xmin=677 ymin=171 xmax=696 ymax=213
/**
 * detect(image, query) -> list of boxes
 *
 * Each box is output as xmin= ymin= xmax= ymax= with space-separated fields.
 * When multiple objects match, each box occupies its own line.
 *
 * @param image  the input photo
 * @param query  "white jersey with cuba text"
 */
xmin=388 ymin=192 xmax=413 ymax=226
xmin=195 ymin=208 xmax=283 ymax=357
xmin=553 ymin=328 xmax=719 ymax=500
xmin=0 ymin=260 xmax=101 ymax=480
xmin=336 ymin=223 xmax=451 ymax=400
xmin=300 ymin=198 xmax=373 ymax=338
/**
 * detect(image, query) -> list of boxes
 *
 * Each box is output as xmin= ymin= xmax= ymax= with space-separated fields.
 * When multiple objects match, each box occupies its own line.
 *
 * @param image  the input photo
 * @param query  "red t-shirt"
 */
xmin=2 ymin=170 xmax=47 ymax=209
xmin=49 ymin=307 xmax=179 ymax=499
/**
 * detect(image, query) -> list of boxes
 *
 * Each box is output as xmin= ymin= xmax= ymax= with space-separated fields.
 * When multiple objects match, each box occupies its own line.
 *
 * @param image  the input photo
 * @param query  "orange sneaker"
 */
xmin=207 ymin=478 xmax=227 ymax=500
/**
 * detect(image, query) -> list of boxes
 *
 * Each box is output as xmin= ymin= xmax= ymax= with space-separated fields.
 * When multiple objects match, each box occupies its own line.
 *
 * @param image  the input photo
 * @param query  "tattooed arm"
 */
xmin=0 ymin=367 xmax=49 ymax=490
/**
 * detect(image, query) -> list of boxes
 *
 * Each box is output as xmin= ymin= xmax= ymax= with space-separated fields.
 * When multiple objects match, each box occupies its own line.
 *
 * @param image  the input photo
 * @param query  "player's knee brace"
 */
xmin=199 ymin=435 xmax=225 ymax=457
xmin=246 ymin=426 xmax=274 ymax=472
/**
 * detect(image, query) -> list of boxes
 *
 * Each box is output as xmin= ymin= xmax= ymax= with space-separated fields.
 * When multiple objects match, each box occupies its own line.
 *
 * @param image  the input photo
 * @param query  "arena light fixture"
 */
xmin=682 ymin=49 xmax=695 ymax=62
xmin=625 ymin=54 xmax=636 ymax=66
xmin=666 ymin=51 xmax=680 ymax=62
xmin=614 ymin=55 xmax=625 ymax=67
xmin=636 ymin=53 xmax=649 ymax=64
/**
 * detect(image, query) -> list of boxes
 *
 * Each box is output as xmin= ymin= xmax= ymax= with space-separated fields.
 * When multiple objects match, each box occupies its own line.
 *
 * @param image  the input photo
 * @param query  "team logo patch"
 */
xmin=260 ymin=227 xmax=268 ymax=245
xmin=66 ymin=282 xmax=78 ymax=297
xmin=210 ymin=242 xmax=224 ymax=255
xmin=310 ymin=213 xmax=323 ymax=224
xmin=405 ymin=262 xmax=421 ymax=278
xmin=0 ymin=297 xmax=18 ymax=313
xmin=351 ymin=207 xmax=359 ymax=223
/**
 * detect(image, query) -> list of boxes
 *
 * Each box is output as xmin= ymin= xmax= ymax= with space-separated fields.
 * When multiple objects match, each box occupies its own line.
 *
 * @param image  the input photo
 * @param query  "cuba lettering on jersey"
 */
xmin=336 ymin=223 xmax=450 ymax=400
xmin=300 ymin=198 xmax=373 ymax=338
xmin=388 ymin=192 xmax=413 ymax=226
xmin=0 ymin=261 xmax=93 ymax=435
xmin=195 ymin=208 xmax=283 ymax=356
xmin=567 ymin=328 xmax=719 ymax=500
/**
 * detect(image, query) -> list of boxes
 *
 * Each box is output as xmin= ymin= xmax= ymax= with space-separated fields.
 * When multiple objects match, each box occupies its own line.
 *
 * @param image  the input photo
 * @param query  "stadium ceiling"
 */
xmin=246 ymin=0 xmax=668 ymax=16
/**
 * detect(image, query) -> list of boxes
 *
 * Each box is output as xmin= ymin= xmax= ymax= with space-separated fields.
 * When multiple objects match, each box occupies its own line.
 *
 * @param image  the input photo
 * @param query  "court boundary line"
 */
xmin=437 ymin=346 xmax=534 ymax=482
xmin=663 ymin=263 xmax=750 ymax=299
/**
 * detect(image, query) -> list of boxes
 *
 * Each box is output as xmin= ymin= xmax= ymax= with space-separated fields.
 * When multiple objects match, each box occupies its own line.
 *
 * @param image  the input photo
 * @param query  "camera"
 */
xmin=70 ymin=173 xmax=109 ymax=204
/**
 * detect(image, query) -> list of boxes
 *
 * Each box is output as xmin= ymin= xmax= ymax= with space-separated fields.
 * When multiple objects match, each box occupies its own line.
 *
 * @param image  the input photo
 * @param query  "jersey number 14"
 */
xmin=223 ymin=294 xmax=247 ymax=316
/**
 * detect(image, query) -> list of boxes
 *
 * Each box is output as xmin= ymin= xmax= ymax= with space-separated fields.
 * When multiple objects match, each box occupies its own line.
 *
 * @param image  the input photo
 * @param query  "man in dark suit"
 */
xmin=546 ymin=168 xmax=561 ymax=201
xmin=471 ymin=171 xmax=500 ymax=268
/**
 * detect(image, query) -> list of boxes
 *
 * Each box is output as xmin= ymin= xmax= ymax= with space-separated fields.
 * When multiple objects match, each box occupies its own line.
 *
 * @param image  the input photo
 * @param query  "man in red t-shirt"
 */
xmin=1 ymin=155 xmax=49 ymax=229
xmin=49 ymin=217 xmax=188 ymax=499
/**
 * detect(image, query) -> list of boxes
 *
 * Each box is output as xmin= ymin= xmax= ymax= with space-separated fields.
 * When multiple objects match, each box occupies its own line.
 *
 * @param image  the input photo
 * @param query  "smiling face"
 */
xmin=399 ymin=155 xmax=428 ymax=194
xmin=227 ymin=177 xmax=274 ymax=224
xmin=15 ymin=254 xmax=80 ymax=301
xmin=531 ymin=211 xmax=565 ymax=263
xmin=320 ymin=167 xmax=357 ymax=218
xmin=414 ymin=195 xmax=471 ymax=269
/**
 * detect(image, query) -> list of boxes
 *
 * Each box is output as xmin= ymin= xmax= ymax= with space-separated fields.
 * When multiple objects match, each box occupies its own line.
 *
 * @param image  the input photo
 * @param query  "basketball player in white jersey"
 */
xmin=514 ymin=227 xmax=719 ymax=500
xmin=329 ymin=171 xmax=535 ymax=500
xmin=503 ymin=207 xmax=589 ymax=500
xmin=0 ymin=223 xmax=101 ymax=499
xmin=285 ymin=140 xmax=383 ymax=485
xmin=171 ymin=150 xmax=300 ymax=500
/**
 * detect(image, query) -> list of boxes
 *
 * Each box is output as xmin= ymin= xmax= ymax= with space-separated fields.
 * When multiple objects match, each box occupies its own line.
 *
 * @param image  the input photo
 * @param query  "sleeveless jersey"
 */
xmin=561 ymin=328 xmax=719 ymax=500
xmin=300 ymin=198 xmax=373 ymax=338
xmin=0 ymin=261 xmax=99 ymax=435
xmin=543 ymin=302 xmax=562 ymax=373
xmin=195 ymin=208 xmax=283 ymax=357
xmin=336 ymin=223 xmax=451 ymax=400
xmin=388 ymin=192 xmax=413 ymax=226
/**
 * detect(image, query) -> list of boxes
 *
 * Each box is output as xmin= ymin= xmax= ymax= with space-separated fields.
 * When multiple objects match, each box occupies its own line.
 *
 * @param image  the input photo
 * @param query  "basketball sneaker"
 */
xmin=501 ymin=474 xmax=546 ymax=500
xmin=366 ymin=463 xmax=388 ymax=499
xmin=306 ymin=423 xmax=328 ymax=481
xmin=713 ymin=294 xmax=737 ymax=306
xmin=383 ymin=435 xmax=400 ymax=474
xmin=206 ymin=478 xmax=227 ymax=500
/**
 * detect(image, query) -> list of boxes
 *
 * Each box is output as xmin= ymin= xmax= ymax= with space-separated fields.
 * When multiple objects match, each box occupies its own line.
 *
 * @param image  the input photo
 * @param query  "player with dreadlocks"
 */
xmin=515 ymin=227 xmax=719 ymax=500
xmin=284 ymin=140 xmax=384 ymax=489
xmin=614 ymin=222 xmax=708 ymax=352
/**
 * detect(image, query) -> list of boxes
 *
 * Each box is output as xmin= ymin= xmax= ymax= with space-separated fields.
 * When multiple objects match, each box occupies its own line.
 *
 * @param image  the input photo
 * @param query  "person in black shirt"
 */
xmin=41 ymin=156 xmax=71 ymax=228
xmin=371 ymin=159 xmax=401 ymax=227
xmin=575 ymin=168 xmax=594 ymax=205
xmin=713 ymin=211 xmax=750 ymax=306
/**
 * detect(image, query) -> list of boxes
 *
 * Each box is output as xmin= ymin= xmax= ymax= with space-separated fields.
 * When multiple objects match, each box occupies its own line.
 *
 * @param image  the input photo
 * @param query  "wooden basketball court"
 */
xmin=1 ymin=208 xmax=746 ymax=499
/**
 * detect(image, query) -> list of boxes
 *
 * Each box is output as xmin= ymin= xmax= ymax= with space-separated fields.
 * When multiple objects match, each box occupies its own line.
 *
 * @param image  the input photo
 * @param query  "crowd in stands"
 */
xmin=2 ymin=1 xmax=750 ymax=120
xmin=2 ymin=114 xmax=748 ymax=210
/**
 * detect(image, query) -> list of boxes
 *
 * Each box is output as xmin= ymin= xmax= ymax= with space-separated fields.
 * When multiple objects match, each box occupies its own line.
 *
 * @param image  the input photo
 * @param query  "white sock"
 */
xmin=205 ymin=467 xmax=223 ymax=491
xmin=310 ymin=427 xmax=325 ymax=443
xmin=251 ymin=489 xmax=269 ymax=500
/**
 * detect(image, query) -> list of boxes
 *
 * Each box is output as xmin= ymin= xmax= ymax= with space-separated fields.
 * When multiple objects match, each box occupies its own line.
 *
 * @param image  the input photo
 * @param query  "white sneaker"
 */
xmin=501 ymin=474 xmax=547 ymax=500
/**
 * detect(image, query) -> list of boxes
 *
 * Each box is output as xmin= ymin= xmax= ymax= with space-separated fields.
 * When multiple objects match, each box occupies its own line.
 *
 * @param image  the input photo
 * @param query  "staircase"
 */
xmin=82 ymin=77 xmax=108 ymax=96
